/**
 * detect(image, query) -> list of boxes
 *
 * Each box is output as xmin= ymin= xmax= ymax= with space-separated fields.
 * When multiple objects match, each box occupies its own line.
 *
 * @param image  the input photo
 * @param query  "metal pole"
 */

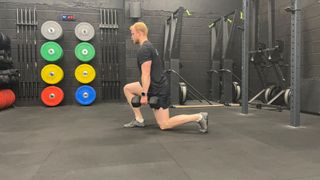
xmin=290 ymin=0 xmax=301 ymax=127
xmin=267 ymin=0 xmax=275 ymax=48
xmin=241 ymin=0 xmax=250 ymax=114
xmin=251 ymin=0 xmax=259 ymax=50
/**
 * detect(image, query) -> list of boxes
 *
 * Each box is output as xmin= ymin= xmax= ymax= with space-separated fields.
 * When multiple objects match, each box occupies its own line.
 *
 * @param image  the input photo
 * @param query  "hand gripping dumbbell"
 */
xmin=131 ymin=95 xmax=159 ymax=109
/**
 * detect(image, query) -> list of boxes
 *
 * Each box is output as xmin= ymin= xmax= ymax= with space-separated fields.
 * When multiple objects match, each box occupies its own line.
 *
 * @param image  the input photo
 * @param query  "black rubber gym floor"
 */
xmin=0 ymin=103 xmax=320 ymax=180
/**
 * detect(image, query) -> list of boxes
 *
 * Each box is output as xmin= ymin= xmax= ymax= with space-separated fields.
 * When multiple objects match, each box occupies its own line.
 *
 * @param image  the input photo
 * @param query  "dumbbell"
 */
xmin=131 ymin=95 xmax=159 ymax=108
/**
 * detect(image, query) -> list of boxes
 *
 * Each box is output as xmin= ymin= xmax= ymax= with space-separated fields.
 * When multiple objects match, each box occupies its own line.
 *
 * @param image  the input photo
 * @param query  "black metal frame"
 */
xmin=163 ymin=7 xmax=211 ymax=106
xmin=99 ymin=9 xmax=120 ymax=101
xmin=242 ymin=0 xmax=301 ymax=126
xmin=162 ymin=7 xmax=184 ymax=105
xmin=209 ymin=17 xmax=223 ymax=102
xmin=288 ymin=0 xmax=301 ymax=126
xmin=242 ymin=0 xmax=250 ymax=114
xmin=209 ymin=9 xmax=243 ymax=105
xmin=15 ymin=8 xmax=39 ymax=102
xmin=246 ymin=0 xmax=287 ymax=111
xmin=167 ymin=69 xmax=212 ymax=105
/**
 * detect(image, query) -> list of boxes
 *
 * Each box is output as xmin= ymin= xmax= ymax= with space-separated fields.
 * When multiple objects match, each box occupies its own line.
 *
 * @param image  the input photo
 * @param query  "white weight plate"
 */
xmin=41 ymin=21 xmax=63 ymax=40
xmin=75 ymin=22 xmax=95 ymax=41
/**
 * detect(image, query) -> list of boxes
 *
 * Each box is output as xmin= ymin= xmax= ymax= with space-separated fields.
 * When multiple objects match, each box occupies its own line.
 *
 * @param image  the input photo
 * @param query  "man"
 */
xmin=123 ymin=22 xmax=208 ymax=133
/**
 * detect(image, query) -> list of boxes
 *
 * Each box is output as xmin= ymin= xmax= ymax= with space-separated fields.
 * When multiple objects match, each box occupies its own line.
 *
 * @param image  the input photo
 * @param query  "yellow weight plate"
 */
xmin=41 ymin=64 xmax=64 ymax=84
xmin=74 ymin=64 xmax=96 ymax=84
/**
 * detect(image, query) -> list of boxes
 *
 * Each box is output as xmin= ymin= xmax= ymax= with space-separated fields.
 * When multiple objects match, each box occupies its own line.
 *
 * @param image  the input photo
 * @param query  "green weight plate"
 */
xmin=75 ymin=42 xmax=95 ymax=62
xmin=40 ymin=41 xmax=63 ymax=62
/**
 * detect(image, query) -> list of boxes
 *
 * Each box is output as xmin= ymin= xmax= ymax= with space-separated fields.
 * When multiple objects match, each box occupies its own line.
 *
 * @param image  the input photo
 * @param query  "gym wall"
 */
xmin=254 ymin=0 xmax=320 ymax=114
xmin=123 ymin=0 xmax=242 ymax=98
xmin=0 ymin=2 xmax=126 ymax=106
xmin=0 ymin=0 xmax=242 ymax=105
xmin=125 ymin=10 xmax=217 ymax=98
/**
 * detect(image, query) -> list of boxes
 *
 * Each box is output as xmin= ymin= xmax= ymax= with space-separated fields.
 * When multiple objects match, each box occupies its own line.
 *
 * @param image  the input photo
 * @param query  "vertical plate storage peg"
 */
xmin=99 ymin=8 xmax=120 ymax=100
xmin=16 ymin=8 xmax=39 ymax=102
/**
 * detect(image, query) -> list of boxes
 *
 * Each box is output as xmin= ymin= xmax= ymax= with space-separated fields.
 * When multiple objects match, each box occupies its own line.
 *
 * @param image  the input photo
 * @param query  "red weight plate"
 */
xmin=4 ymin=90 xmax=11 ymax=108
xmin=6 ymin=89 xmax=16 ymax=107
xmin=3 ymin=90 xmax=11 ymax=108
xmin=41 ymin=86 xmax=64 ymax=107
xmin=0 ymin=90 xmax=6 ymax=109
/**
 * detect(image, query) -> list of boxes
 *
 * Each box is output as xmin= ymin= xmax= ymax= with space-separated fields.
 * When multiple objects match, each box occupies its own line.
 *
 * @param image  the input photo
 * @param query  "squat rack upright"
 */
xmin=241 ymin=0 xmax=301 ymax=126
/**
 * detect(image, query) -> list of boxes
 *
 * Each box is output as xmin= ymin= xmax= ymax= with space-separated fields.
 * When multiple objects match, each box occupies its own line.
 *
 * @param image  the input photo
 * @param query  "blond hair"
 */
xmin=130 ymin=22 xmax=148 ymax=36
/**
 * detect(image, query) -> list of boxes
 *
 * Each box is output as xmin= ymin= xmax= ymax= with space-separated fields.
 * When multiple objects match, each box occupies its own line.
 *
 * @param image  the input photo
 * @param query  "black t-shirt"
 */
xmin=137 ymin=41 xmax=169 ymax=96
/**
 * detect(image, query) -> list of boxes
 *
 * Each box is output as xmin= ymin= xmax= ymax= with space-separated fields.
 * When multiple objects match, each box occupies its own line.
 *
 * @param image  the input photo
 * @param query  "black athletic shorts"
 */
xmin=148 ymin=94 xmax=170 ymax=110
xmin=139 ymin=81 xmax=170 ymax=110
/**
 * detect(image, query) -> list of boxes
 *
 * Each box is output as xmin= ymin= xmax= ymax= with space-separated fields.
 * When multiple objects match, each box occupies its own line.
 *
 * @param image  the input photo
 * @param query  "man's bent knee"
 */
xmin=158 ymin=121 xmax=172 ymax=130
xmin=123 ymin=82 xmax=141 ymax=94
xmin=123 ymin=84 xmax=129 ymax=93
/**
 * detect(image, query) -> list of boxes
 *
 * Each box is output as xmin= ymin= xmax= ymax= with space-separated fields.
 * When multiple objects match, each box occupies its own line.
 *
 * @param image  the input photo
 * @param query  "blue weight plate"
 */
xmin=75 ymin=85 xmax=96 ymax=105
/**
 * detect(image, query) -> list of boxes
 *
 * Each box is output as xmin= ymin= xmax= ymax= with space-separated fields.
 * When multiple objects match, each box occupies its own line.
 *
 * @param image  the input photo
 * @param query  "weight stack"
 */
xmin=74 ymin=22 xmax=97 ymax=106
xmin=40 ymin=21 xmax=65 ymax=107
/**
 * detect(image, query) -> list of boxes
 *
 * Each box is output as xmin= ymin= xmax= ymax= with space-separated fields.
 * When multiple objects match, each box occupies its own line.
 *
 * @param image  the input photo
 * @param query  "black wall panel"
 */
xmin=0 ymin=2 xmax=126 ymax=105
xmin=1 ymin=0 xmax=242 ymax=106
xmin=253 ymin=0 xmax=320 ymax=114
